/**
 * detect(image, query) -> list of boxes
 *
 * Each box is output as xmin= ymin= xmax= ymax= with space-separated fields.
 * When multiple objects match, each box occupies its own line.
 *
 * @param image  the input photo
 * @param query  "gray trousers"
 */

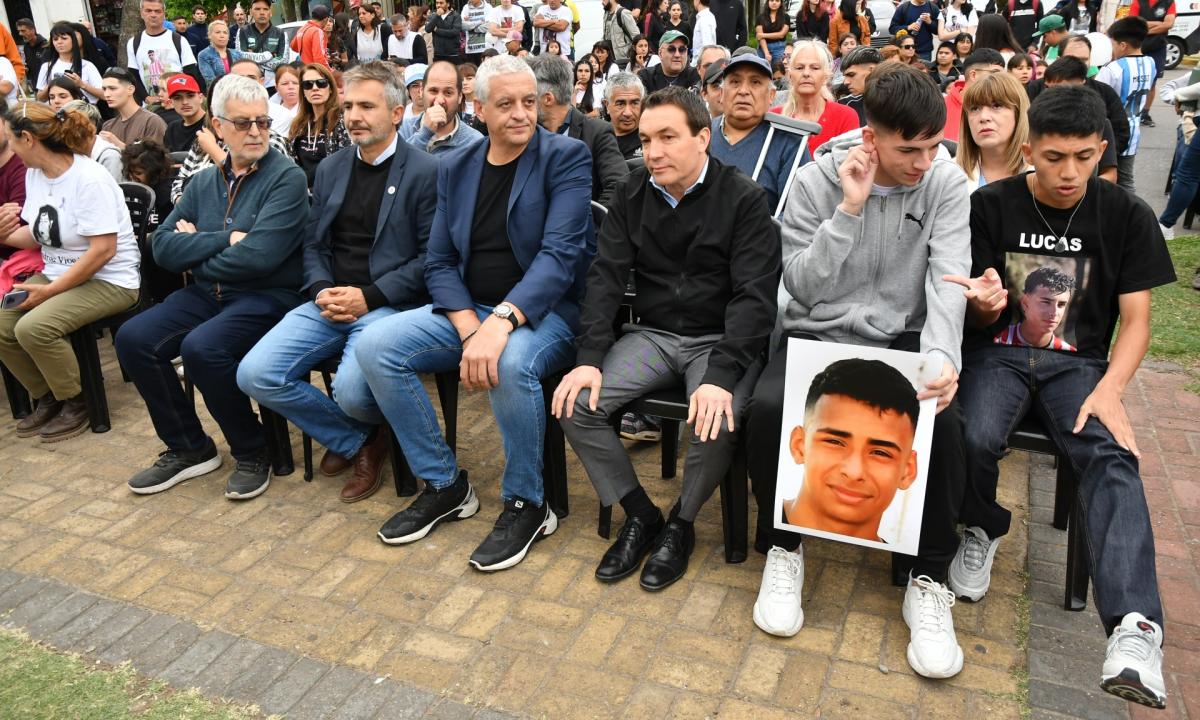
xmin=559 ymin=327 xmax=761 ymax=521
xmin=1117 ymin=155 xmax=1136 ymax=193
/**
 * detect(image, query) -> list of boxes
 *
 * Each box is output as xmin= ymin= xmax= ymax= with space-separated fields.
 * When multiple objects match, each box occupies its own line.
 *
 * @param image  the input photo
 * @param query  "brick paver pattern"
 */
xmin=0 ymin=346 xmax=1195 ymax=719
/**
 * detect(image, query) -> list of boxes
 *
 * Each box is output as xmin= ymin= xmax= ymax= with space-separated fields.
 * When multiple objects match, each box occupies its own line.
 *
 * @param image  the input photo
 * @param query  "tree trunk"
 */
xmin=118 ymin=0 xmax=145 ymax=66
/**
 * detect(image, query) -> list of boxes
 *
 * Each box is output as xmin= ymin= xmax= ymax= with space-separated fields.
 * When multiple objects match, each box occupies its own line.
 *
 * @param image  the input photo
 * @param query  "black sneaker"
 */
xmin=1140 ymin=111 xmax=1156 ymax=128
xmin=224 ymin=450 xmax=271 ymax=500
xmin=378 ymin=471 xmax=478 ymax=545
xmin=469 ymin=497 xmax=558 ymax=572
xmin=128 ymin=440 xmax=222 ymax=495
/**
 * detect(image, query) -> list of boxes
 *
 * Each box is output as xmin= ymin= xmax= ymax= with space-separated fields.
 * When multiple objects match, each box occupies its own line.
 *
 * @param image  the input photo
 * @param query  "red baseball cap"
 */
xmin=166 ymin=74 xmax=201 ymax=97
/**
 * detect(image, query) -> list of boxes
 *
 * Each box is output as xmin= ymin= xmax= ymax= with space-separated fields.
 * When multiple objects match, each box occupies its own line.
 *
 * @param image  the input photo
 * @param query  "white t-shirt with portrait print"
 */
xmin=126 ymin=29 xmax=197 ymax=96
xmin=534 ymin=4 xmax=573 ymax=53
xmin=489 ymin=5 xmax=525 ymax=51
xmin=36 ymin=59 xmax=103 ymax=103
xmin=22 ymin=155 xmax=141 ymax=290
xmin=0 ymin=57 xmax=17 ymax=103
xmin=941 ymin=5 xmax=978 ymax=37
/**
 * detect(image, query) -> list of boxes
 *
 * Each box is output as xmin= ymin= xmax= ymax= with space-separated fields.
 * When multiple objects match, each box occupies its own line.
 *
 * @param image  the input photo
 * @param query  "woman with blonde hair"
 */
xmin=956 ymin=71 xmax=1029 ymax=187
xmin=289 ymin=62 xmax=349 ymax=187
xmin=197 ymin=20 xmax=243 ymax=84
xmin=779 ymin=40 xmax=859 ymax=152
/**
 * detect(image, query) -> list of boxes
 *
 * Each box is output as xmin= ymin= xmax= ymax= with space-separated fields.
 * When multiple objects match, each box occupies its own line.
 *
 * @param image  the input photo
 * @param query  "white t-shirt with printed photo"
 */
xmin=37 ymin=59 xmax=103 ymax=103
xmin=534 ymin=4 xmax=573 ymax=53
xmin=941 ymin=5 xmax=978 ymax=36
xmin=126 ymin=29 xmax=197 ymax=96
xmin=22 ymin=155 xmax=141 ymax=290
xmin=489 ymin=5 xmax=525 ymax=51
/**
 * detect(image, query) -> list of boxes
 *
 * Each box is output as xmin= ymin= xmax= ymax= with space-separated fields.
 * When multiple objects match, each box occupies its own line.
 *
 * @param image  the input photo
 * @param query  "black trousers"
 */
xmin=745 ymin=333 xmax=965 ymax=582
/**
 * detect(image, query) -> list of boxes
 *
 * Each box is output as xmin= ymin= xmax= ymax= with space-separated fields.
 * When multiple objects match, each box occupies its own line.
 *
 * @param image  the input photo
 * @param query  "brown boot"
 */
xmin=38 ymin=394 xmax=89 ymax=442
xmin=341 ymin=429 xmax=390 ymax=503
xmin=319 ymin=448 xmax=352 ymax=476
xmin=15 ymin=393 xmax=62 ymax=438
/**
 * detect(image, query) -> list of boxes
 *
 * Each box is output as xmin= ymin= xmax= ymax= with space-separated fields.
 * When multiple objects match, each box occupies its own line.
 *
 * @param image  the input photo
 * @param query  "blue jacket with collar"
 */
xmin=424 ymin=126 xmax=595 ymax=331
xmin=303 ymin=138 xmax=439 ymax=309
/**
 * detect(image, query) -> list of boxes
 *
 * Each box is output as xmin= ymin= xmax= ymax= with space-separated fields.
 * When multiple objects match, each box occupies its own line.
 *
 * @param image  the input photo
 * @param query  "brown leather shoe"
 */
xmin=16 ymin=393 xmax=61 ymax=438
xmin=340 ymin=429 xmax=390 ymax=503
xmin=319 ymin=449 xmax=352 ymax=476
xmin=38 ymin=395 xmax=89 ymax=443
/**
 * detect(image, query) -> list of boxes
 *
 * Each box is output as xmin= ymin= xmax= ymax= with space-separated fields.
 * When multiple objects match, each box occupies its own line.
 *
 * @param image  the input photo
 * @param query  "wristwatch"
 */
xmin=493 ymin=302 xmax=519 ymax=331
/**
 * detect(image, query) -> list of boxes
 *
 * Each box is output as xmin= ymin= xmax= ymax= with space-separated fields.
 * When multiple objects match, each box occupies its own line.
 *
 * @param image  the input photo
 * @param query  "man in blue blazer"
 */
xmin=237 ymin=62 xmax=438 ymax=503
xmin=354 ymin=54 xmax=595 ymax=572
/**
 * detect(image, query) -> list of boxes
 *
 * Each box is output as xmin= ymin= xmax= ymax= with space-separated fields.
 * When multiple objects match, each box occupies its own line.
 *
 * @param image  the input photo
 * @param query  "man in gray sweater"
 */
xmin=746 ymin=63 xmax=972 ymax=681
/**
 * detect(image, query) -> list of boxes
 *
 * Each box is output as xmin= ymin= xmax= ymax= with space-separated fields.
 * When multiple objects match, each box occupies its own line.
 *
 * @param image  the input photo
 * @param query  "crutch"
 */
xmin=750 ymin=112 xmax=823 ymax=217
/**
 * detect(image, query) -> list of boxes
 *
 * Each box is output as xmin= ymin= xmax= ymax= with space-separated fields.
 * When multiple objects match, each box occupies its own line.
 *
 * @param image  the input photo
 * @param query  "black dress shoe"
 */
xmin=639 ymin=519 xmax=695 ymax=592
xmin=595 ymin=511 xmax=665 ymax=583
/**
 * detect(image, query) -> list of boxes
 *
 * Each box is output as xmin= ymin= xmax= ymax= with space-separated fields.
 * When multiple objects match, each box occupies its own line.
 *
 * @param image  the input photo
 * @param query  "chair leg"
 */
xmin=302 ymin=432 xmax=314 ymax=481
xmin=435 ymin=371 xmax=458 ymax=454
xmin=598 ymin=504 xmax=612 ymax=539
xmin=661 ymin=419 xmax=680 ymax=479
xmin=720 ymin=445 xmax=748 ymax=564
xmin=69 ymin=327 xmax=110 ymax=433
xmin=1052 ymin=453 xmax=1070 ymax=531
xmin=541 ymin=377 xmax=569 ymax=519
xmin=2 ymin=362 xmax=31 ymax=419
xmin=390 ymin=430 xmax=418 ymax=496
xmin=1063 ymin=468 xmax=1089 ymax=612
xmin=260 ymin=406 xmax=294 ymax=477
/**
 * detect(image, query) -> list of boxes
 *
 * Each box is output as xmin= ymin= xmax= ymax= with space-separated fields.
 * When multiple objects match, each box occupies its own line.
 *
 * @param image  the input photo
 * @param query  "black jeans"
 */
xmin=959 ymin=344 xmax=1163 ymax=634
xmin=115 ymin=285 xmax=291 ymax=461
xmin=746 ymin=333 xmax=965 ymax=583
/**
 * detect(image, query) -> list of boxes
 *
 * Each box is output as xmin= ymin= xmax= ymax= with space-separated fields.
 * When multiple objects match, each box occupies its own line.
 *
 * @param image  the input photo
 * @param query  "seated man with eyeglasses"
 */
xmin=115 ymin=74 xmax=310 ymax=501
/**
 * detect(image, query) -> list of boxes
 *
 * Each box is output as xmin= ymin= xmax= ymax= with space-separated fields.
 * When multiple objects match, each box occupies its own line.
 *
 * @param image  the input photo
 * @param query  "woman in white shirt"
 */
xmin=0 ymin=101 xmax=140 ymax=441
xmin=937 ymin=0 xmax=978 ymax=42
xmin=35 ymin=23 xmax=104 ymax=104
xmin=350 ymin=5 xmax=385 ymax=63
xmin=955 ymin=72 xmax=1030 ymax=188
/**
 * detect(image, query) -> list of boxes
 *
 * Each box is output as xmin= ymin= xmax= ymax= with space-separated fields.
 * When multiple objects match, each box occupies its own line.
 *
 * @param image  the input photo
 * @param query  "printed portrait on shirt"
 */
xmin=774 ymin=340 xmax=937 ymax=556
xmin=33 ymin=205 xmax=61 ymax=249
xmin=995 ymin=253 xmax=1093 ymax=353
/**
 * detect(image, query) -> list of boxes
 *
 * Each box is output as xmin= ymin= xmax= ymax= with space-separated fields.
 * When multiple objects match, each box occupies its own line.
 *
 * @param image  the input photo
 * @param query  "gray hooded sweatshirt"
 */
xmin=778 ymin=128 xmax=971 ymax=371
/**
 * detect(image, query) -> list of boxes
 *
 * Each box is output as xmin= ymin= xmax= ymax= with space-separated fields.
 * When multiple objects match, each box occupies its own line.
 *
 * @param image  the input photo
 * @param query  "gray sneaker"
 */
xmin=224 ymin=451 xmax=271 ymax=500
xmin=128 ymin=440 xmax=222 ymax=495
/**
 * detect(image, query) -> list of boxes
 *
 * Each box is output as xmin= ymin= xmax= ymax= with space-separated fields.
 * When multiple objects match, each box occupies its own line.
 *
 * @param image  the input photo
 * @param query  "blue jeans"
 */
xmin=762 ymin=40 xmax=785 ymax=66
xmin=114 ymin=285 xmax=292 ymax=460
xmin=236 ymin=302 xmax=398 ymax=458
xmin=352 ymin=304 xmax=575 ymax=505
xmin=1160 ymin=120 xmax=1200 ymax=228
xmin=959 ymin=345 xmax=1163 ymax=635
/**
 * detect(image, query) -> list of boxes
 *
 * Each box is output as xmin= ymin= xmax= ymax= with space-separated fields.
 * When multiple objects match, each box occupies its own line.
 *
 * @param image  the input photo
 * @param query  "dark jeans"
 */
xmin=746 ymin=333 xmax=965 ymax=583
xmin=115 ymin=285 xmax=291 ymax=461
xmin=959 ymin=344 xmax=1163 ymax=635
xmin=1161 ymin=122 xmax=1200 ymax=228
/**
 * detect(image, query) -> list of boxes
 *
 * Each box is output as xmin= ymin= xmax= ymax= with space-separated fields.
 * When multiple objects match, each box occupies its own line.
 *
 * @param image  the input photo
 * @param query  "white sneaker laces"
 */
xmin=962 ymin=531 xmax=990 ymax=571
xmin=1112 ymin=627 xmax=1156 ymax=664
xmin=913 ymin=575 xmax=956 ymax=633
xmin=767 ymin=548 xmax=802 ymax=596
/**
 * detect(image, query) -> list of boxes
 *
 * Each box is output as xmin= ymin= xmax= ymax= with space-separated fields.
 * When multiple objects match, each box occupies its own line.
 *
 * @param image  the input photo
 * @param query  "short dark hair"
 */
xmin=1108 ymin=16 xmax=1149 ymax=47
xmin=1059 ymin=34 xmax=1090 ymax=58
xmin=425 ymin=59 xmax=464 ymax=93
xmin=805 ymin=358 xmax=919 ymax=432
xmin=172 ymin=15 xmax=187 ymax=22
xmin=842 ymin=45 xmax=882 ymax=69
xmin=1023 ymin=266 xmax=1076 ymax=296
xmin=192 ymin=4 xmax=206 ymax=13
xmin=102 ymin=67 xmax=137 ymax=86
xmin=121 ymin=137 xmax=173 ymax=186
xmin=963 ymin=48 xmax=1005 ymax=73
xmin=311 ymin=5 xmax=330 ymax=20
xmin=1043 ymin=56 xmax=1089 ymax=84
xmin=15 ymin=18 xmax=34 ymax=30
xmin=642 ymin=85 xmax=710 ymax=136
xmin=1007 ymin=52 xmax=1032 ymax=70
xmin=1028 ymin=85 xmax=1105 ymax=139
xmin=863 ymin=63 xmax=944 ymax=140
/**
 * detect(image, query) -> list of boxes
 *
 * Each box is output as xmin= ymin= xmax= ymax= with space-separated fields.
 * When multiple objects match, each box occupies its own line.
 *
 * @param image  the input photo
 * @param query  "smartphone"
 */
xmin=1 ymin=290 xmax=28 ymax=309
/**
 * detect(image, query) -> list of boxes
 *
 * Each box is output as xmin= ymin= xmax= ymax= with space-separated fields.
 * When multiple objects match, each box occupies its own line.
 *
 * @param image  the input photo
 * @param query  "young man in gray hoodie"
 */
xmin=746 ymin=62 xmax=972 ymax=680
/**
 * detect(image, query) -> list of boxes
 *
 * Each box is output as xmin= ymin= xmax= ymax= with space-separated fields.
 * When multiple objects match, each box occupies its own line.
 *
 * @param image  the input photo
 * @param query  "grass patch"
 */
xmin=0 ymin=627 xmax=267 ymax=720
xmin=1149 ymin=235 xmax=1200 ymax=374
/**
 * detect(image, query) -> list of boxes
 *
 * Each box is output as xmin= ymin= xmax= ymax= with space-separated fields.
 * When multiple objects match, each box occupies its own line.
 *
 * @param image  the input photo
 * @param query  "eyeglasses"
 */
xmin=302 ymin=78 xmax=331 ymax=90
xmin=218 ymin=116 xmax=271 ymax=132
xmin=900 ymin=44 xmax=915 ymax=49
xmin=662 ymin=45 xmax=688 ymax=54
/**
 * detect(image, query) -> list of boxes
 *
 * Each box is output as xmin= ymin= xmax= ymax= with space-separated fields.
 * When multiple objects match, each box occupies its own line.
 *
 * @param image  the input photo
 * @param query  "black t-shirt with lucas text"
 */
xmin=966 ymin=173 xmax=1175 ymax=360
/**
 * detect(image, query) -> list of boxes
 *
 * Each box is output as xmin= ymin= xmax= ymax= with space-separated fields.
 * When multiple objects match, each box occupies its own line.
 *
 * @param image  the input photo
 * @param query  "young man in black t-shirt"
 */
xmin=950 ymin=86 xmax=1175 ymax=710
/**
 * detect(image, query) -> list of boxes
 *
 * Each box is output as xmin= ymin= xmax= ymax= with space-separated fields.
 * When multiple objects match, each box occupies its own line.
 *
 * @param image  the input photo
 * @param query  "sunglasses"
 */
xmin=218 ymin=116 xmax=271 ymax=132
xmin=302 ymin=78 xmax=331 ymax=90
xmin=662 ymin=45 xmax=688 ymax=54
xmin=900 ymin=44 xmax=915 ymax=49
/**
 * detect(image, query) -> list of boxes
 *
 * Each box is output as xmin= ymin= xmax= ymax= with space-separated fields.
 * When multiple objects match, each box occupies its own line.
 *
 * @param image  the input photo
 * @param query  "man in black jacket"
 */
xmin=15 ymin=20 xmax=45 ymax=91
xmin=552 ymin=87 xmax=780 ymax=592
xmin=639 ymin=31 xmax=700 ymax=92
xmin=711 ymin=0 xmax=748 ymax=50
xmin=426 ymin=0 xmax=464 ymax=63
xmin=529 ymin=54 xmax=627 ymax=207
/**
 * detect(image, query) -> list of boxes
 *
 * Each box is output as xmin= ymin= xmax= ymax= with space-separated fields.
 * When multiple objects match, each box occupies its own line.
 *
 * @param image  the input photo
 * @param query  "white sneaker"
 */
xmin=1101 ymin=612 xmax=1167 ymax=709
xmin=1159 ymin=223 xmax=1175 ymax=241
xmin=948 ymin=526 xmax=1001 ymax=602
xmin=902 ymin=574 xmax=964 ymax=679
xmin=752 ymin=546 xmax=804 ymax=637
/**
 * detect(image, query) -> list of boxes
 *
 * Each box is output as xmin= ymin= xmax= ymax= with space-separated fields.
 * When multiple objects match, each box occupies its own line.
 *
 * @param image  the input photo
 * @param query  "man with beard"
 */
xmin=399 ymin=60 xmax=483 ymax=154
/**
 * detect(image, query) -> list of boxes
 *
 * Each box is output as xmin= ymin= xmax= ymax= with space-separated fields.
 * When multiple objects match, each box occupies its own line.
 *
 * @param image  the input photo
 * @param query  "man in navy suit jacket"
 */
xmin=355 ymin=55 xmax=595 ymax=573
xmin=238 ymin=62 xmax=438 ymax=504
